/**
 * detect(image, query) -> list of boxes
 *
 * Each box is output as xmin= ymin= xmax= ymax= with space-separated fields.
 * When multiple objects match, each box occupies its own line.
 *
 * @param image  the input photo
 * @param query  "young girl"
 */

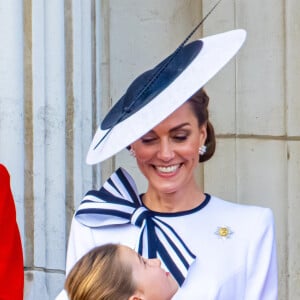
xmin=65 ymin=243 xmax=178 ymax=300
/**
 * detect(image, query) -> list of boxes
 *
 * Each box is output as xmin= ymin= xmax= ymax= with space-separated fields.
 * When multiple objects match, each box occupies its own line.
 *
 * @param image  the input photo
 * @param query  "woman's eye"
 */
xmin=172 ymin=130 xmax=190 ymax=142
xmin=173 ymin=135 xmax=188 ymax=141
xmin=141 ymin=137 xmax=156 ymax=144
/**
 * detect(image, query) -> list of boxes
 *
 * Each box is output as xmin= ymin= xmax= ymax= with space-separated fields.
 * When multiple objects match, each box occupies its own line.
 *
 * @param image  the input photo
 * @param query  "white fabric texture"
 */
xmin=56 ymin=194 xmax=277 ymax=300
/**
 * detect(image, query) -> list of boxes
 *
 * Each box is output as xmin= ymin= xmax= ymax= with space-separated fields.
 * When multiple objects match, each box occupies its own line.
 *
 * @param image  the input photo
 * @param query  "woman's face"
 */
xmin=131 ymin=101 xmax=207 ymax=195
xmin=120 ymin=246 xmax=178 ymax=300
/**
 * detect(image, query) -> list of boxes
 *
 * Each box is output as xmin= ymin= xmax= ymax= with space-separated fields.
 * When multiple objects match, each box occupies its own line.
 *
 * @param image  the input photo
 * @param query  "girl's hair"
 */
xmin=64 ymin=244 xmax=136 ymax=300
xmin=188 ymin=88 xmax=216 ymax=163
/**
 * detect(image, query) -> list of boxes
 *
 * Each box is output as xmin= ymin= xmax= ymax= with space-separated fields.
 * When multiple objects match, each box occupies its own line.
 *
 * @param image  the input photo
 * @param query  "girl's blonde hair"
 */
xmin=65 ymin=243 xmax=136 ymax=300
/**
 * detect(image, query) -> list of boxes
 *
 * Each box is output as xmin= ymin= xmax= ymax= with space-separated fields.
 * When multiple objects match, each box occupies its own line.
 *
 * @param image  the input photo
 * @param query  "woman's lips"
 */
xmin=155 ymin=164 xmax=181 ymax=174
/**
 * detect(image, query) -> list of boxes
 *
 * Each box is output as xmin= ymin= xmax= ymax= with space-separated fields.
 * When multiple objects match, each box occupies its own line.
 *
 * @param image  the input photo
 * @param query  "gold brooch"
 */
xmin=215 ymin=226 xmax=233 ymax=239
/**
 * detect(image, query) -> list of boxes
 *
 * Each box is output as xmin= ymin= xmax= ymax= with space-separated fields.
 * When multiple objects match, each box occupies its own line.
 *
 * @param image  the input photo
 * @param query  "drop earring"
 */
xmin=199 ymin=145 xmax=207 ymax=155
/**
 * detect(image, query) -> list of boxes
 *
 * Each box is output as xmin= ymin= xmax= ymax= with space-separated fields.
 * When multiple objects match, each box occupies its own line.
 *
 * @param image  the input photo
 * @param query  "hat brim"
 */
xmin=87 ymin=29 xmax=246 ymax=165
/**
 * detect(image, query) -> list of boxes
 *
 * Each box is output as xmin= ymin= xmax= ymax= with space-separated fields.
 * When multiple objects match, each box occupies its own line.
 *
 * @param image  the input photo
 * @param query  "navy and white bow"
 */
xmin=75 ymin=167 xmax=196 ymax=286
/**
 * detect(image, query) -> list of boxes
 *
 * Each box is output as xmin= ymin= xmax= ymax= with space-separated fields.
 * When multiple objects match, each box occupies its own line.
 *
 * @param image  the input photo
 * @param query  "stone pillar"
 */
xmin=0 ymin=0 xmax=25 ymax=237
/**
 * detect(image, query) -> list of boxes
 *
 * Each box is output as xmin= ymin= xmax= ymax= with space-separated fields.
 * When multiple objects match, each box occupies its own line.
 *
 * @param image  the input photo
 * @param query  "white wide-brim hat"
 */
xmin=87 ymin=29 xmax=247 ymax=165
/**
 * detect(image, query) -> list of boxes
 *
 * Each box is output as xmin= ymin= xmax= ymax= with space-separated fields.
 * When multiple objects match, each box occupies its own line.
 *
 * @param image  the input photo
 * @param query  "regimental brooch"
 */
xmin=215 ymin=226 xmax=234 ymax=239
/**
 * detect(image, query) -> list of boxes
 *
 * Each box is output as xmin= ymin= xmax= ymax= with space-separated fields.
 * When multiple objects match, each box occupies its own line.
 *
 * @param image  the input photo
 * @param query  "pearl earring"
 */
xmin=129 ymin=148 xmax=136 ymax=157
xmin=199 ymin=145 xmax=207 ymax=155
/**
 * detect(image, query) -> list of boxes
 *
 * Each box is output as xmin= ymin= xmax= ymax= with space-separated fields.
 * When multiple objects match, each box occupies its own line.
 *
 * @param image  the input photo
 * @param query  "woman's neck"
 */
xmin=142 ymin=185 xmax=205 ymax=213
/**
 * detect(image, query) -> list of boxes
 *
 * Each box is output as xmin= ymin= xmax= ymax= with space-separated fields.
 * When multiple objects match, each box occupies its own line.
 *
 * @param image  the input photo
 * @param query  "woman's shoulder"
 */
xmin=210 ymin=194 xmax=272 ymax=211
xmin=208 ymin=194 xmax=274 ymax=226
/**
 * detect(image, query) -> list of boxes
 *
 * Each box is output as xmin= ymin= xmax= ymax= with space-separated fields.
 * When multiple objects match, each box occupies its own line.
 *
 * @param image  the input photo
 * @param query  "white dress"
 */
xmin=56 ymin=169 xmax=277 ymax=300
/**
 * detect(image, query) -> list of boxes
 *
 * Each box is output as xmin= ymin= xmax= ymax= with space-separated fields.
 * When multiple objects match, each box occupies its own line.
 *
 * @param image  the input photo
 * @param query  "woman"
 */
xmin=57 ymin=29 xmax=277 ymax=299
xmin=65 ymin=243 xmax=178 ymax=300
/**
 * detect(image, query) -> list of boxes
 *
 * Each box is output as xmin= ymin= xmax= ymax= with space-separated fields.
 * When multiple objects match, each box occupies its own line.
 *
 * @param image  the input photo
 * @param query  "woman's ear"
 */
xmin=199 ymin=123 xmax=207 ymax=145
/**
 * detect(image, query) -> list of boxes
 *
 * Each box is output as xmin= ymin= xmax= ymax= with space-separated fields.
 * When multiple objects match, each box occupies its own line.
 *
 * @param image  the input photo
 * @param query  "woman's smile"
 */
xmin=154 ymin=164 xmax=182 ymax=174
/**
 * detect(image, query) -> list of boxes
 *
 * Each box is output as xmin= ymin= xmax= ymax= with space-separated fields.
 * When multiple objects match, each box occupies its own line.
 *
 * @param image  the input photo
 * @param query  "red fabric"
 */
xmin=0 ymin=164 xmax=24 ymax=299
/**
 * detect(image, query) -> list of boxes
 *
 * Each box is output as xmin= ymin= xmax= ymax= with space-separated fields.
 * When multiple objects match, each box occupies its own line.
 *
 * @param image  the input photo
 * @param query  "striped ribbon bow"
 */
xmin=75 ymin=167 xmax=196 ymax=286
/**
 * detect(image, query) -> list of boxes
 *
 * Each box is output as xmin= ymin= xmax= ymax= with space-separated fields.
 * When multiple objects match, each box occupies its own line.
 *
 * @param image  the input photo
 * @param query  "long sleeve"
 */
xmin=0 ymin=164 xmax=24 ymax=299
xmin=55 ymin=216 xmax=97 ymax=300
xmin=65 ymin=216 xmax=98 ymax=276
xmin=245 ymin=208 xmax=278 ymax=300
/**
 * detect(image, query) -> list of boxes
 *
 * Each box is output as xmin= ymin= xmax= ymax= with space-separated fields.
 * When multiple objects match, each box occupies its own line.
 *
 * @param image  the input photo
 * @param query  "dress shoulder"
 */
xmin=210 ymin=195 xmax=273 ymax=215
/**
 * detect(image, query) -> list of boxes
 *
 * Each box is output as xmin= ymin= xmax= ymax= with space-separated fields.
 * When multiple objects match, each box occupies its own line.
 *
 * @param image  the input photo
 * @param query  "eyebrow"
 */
xmin=147 ymin=122 xmax=191 ymax=135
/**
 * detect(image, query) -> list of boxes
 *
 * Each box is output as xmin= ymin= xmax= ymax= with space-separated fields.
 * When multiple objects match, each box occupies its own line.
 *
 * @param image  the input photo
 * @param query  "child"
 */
xmin=65 ymin=243 xmax=178 ymax=300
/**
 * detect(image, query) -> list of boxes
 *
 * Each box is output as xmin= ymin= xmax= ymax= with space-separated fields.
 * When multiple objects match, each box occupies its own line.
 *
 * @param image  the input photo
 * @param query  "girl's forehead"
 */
xmin=119 ymin=245 xmax=137 ymax=259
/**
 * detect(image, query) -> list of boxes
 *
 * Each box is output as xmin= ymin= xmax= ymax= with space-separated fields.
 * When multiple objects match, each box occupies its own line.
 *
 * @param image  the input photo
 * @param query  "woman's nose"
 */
xmin=157 ymin=140 xmax=175 ymax=161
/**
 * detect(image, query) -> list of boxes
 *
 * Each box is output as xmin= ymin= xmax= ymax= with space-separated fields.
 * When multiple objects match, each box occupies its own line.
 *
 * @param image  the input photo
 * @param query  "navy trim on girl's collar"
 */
xmin=139 ymin=193 xmax=211 ymax=217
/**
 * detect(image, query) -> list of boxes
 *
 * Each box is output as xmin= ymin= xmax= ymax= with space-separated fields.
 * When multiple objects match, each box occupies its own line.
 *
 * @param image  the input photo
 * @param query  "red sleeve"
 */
xmin=0 ymin=164 xmax=24 ymax=299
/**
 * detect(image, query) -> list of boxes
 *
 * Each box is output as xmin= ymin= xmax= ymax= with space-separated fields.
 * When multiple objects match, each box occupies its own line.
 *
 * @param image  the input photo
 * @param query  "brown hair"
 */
xmin=188 ymin=88 xmax=216 ymax=163
xmin=65 ymin=244 xmax=136 ymax=300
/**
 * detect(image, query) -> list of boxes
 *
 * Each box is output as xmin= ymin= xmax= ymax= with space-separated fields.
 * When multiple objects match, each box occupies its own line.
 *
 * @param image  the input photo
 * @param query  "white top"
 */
xmin=56 ymin=194 xmax=277 ymax=300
